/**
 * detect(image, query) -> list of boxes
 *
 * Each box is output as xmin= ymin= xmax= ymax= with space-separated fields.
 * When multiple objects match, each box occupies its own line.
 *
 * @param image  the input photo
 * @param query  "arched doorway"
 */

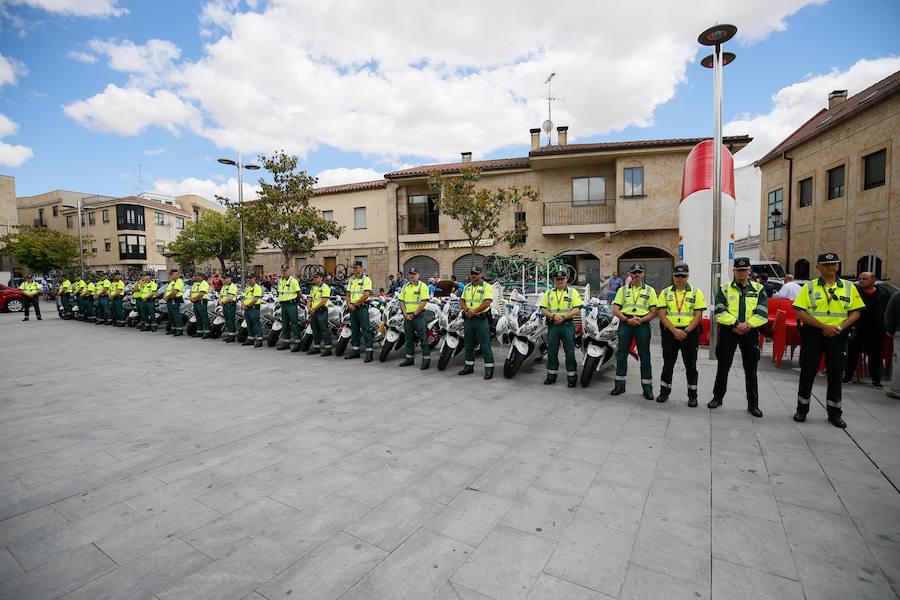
xmin=793 ymin=259 xmax=810 ymax=280
xmin=856 ymin=255 xmax=882 ymax=279
xmin=555 ymin=250 xmax=602 ymax=289
xmin=403 ymin=255 xmax=439 ymax=280
xmin=618 ymin=247 xmax=674 ymax=291
xmin=452 ymin=253 xmax=485 ymax=280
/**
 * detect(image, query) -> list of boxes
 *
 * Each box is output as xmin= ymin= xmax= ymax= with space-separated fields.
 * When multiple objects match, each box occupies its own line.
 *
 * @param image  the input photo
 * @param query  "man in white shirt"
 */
xmin=774 ymin=274 xmax=802 ymax=300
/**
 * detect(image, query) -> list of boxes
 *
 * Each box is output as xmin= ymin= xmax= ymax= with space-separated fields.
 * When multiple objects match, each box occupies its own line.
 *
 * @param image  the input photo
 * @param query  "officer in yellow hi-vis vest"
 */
xmin=792 ymin=252 xmax=865 ymax=428
xmin=219 ymin=274 xmax=239 ymax=343
xmin=143 ymin=272 xmax=159 ymax=332
xmin=276 ymin=264 xmax=301 ymax=351
xmin=95 ymin=274 xmax=111 ymax=325
xmin=398 ymin=267 xmax=431 ymax=369
xmin=540 ymin=270 xmax=583 ymax=387
xmin=109 ymin=272 xmax=126 ymax=327
xmin=459 ymin=266 xmax=494 ymax=379
xmin=190 ymin=273 xmax=211 ymax=338
xmin=20 ymin=274 xmax=42 ymax=321
xmin=164 ymin=269 xmax=185 ymax=336
xmin=83 ymin=278 xmax=96 ymax=323
xmin=611 ymin=263 xmax=658 ymax=399
xmin=709 ymin=257 xmax=767 ymax=417
xmin=345 ymin=261 xmax=374 ymax=362
xmin=72 ymin=275 xmax=86 ymax=320
xmin=306 ymin=271 xmax=332 ymax=356
xmin=241 ymin=274 xmax=264 ymax=348
xmin=656 ymin=261 xmax=707 ymax=406
xmin=58 ymin=275 xmax=73 ymax=319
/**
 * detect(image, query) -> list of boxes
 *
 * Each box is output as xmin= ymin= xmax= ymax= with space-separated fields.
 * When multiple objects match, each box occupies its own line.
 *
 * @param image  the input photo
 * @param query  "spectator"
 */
xmin=606 ymin=272 xmax=623 ymax=301
xmin=760 ymin=273 xmax=775 ymax=297
xmin=378 ymin=287 xmax=387 ymax=300
xmin=844 ymin=272 xmax=890 ymax=388
xmin=389 ymin=271 xmax=405 ymax=295
xmin=427 ymin=277 xmax=436 ymax=296
xmin=884 ymin=291 xmax=900 ymax=400
xmin=211 ymin=272 xmax=224 ymax=292
xmin=452 ymin=275 xmax=464 ymax=295
xmin=387 ymin=274 xmax=395 ymax=290
xmin=434 ymin=277 xmax=454 ymax=298
xmin=774 ymin=274 xmax=802 ymax=300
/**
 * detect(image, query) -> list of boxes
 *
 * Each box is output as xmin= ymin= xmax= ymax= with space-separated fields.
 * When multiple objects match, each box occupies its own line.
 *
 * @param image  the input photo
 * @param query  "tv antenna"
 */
xmin=542 ymin=72 xmax=557 ymax=145
xmin=138 ymin=163 xmax=144 ymax=195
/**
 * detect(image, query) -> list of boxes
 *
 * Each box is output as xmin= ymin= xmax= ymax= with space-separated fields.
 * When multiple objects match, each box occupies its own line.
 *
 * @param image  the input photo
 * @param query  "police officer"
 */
xmin=792 ymin=252 xmax=865 ymax=428
xmin=398 ymin=267 xmax=431 ymax=369
xmin=190 ymin=273 xmax=211 ymax=338
xmin=458 ymin=266 xmax=495 ymax=379
xmin=656 ymin=262 xmax=706 ymax=406
xmin=276 ymin=264 xmax=301 ymax=351
xmin=220 ymin=274 xmax=238 ymax=343
xmin=611 ymin=263 xmax=658 ymax=399
xmin=241 ymin=273 xmax=264 ymax=347
xmin=72 ymin=274 xmax=86 ymax=320
xmin=58 ymin=274 xmax=73 ymax=319
xmin=83 ymin=276 xmax=96 ymax=323
xmin=109 ymin=272 xmax=126 ymax=326
xmin=306 ymin=271 xmax=332 ymax=356
xmin=142 ymin=272 xmax=159 ymax=332
xmin=345 ymin=261 xmax=374 ymax=362
xmin=540 ymin=270 xmax=583 ymax=387
xmin=164 ymin=269 xmax=185 ymax=336
xmin=95 ymin=273 xmax=111 ymax=325
xmin=709 ymin=257 xmax=767 ymax=417
xmin=133 ymin=273 xmax=146 ymax=329
xmin=20 ymin=274 xmax=41 ymax=321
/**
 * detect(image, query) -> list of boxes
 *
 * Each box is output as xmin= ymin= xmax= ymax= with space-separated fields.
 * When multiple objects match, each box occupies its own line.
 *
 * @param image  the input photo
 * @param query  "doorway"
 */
xmin=618 ymin=247 xmax=674 ymax=291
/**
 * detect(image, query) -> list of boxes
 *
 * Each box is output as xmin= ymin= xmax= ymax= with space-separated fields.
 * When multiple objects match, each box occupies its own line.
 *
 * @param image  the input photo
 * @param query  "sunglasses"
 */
xmin=631 ymin=271 xmax=644 ymax=275
xmin=674 ymin=274 xmax=688 ymax=278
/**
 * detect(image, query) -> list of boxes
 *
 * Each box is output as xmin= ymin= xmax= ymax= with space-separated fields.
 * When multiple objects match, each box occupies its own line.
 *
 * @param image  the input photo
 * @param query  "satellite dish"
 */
xmin=542 ymin=119 xmax=553 ymax=134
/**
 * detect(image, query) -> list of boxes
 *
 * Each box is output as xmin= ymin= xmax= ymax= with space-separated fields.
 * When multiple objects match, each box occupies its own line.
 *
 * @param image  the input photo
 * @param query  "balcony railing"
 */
xmin=543 ymin=200 xmax=616 ymax=226
xmin=401 ymin=211 xmax=440 ymax=235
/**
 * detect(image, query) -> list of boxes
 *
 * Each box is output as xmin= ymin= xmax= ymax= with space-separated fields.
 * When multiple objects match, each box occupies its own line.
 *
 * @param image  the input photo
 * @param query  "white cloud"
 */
xmin=151 ymin=176 xmax=259 ymax=203
xmin=734 ymin=164 xmax=761 ymax=238
xmin=314 ymin=167 xmax=383 ymax=187
xmin=67 ymin=51 xmax=97 ymax=63
xmin=6 ymin=0 xmax=127 ymax=17
xmin=87 ymin=38 xmax=180 ymax=80
xmin=726 ymin=56 xmax=900 ymax=165
xmin=63 ymin=84 xmax=199 ymax=136
xmin=144 ymin=147 xmax=168 ymax=155
xmin=0 ymin=52 xmax=26 ymax=86
xmin=0 ymin=113 xmax=32 ymax=167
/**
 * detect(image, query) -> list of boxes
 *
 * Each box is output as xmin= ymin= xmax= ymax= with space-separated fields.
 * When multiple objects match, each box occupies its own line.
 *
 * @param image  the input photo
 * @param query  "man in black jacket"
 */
xmin=843 ymin=272 xmax=890 ymax=388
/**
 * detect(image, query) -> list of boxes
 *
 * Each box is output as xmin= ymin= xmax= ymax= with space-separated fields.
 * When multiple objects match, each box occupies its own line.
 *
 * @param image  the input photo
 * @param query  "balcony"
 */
xmin=33 ymin=219 xmax=47 ymax=227
xmin=399 ymin=212 xmax=440 ymax=243
xmin=542 ymin=200 xmax=616 ymax=235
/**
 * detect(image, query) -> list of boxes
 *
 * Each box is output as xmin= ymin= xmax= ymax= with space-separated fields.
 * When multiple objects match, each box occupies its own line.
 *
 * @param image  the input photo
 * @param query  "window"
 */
xmin=322 ymin=210 xmax=334 ymax=222
xmin=118 ymin=234 xmax=146 ymax=259
xmin=857 ymin=255 xmax=883 ymax=279
xmin=354 ymin=255 xmax=368 ymax=272
xmin=156 ymin=240 xmax=166 ymax=254
xmin=406 ymin=194 xmax=439 ymax=234
xmin=354 ymin=207 xmax=367 ymax=229
xmin=766 ymin=188 xmax=783 ymax=242
xmin=623 ymin=167 xmax=644 ymax=197
xmin=88 ymin=212 xmax=96 ymax=225
xmin=102 ymin=209 xmax=109 ymax=223
xmin=116 ymin=205 xmax=145 ymax=230
xmin=827 ymin=165 xmax=845 ymax=199
xmin=175 ymin=217 xmax=184 ymax=229
xmin=863 ymin=149 xmax=886 ymax=189
xmin=793 ymin=259 xmax=810 ymax=280
xmin=572 ymin=176 xmax=606 ymax=204
xmin=66 ymin=216 xmax=73 ymax=228
xmin=91 ymin=245 xmax=97 ymax=254
xmin=155 ymin=212 xmax=165 ymax=225
xmin=193 ymin=208 xmax=200 ymax=222
xmin=798 ymin=177 xmax=813 ymax=208
xmin=515 ymin=211 xmax=526 ymax=224
xmin=38 ymin=208 xmax=44 ymax=225
xmin=52 ymin=206 xmax=59 ymax=217
xmin=104 ymin=238 xmax=111 ymax=252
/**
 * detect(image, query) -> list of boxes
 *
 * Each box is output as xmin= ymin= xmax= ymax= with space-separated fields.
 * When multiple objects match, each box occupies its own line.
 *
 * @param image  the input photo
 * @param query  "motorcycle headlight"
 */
xmin=599 ymin=329 xmax=617 ymax=342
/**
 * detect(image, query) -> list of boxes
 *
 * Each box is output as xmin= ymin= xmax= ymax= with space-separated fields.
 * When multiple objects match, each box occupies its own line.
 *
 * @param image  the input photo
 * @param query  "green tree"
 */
xmin=427 ymin=167 xmax=539 ymax=263
xmin=167 ymin=209 xmax=259 ymax=274
xmin=241 ymin=151 xmax=344 ymax=265
xmin=0 ymin=225 xmax=93 ymax=274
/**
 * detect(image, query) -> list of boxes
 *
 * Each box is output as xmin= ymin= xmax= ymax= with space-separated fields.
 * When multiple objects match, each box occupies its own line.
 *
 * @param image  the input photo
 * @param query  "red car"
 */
xmin=0 ymin=284 xmax=25 ymax=312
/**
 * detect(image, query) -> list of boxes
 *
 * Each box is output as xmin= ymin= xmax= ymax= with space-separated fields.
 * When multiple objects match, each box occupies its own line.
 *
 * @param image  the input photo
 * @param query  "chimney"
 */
xmin=530 ymin=128 xmax=541 ymax=151
xmin=461 ymin=152 xmax=472 ymax=163
xmin=828 ymin=90 xmax=847 ymax=110
xmin=557 ymin=126 xmax=568 ymax=146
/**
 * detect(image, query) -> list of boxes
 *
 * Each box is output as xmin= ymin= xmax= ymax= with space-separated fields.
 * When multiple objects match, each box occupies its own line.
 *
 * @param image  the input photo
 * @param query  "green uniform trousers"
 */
xmin=85 ymin=297 xmax=96 ymax=320
xmin=167 ymin=300 xmax=182 ymax=333
xmin=143 ymin=299 xmax=156 ymax=326
xmin=97 ymin=296 xmax=110 ymax=322
xmin=349 ymin=305 xmax=373 ymax=351
xmin=547 ymin=320 xmax=577 ymax=377
xmin=111 ymin=297 xmax=124 ymax=324
xmin=403 ymin=312 xmax=430 ymax=359
xmin=280 ymin=301 xmax=300 ymax=344
xmin=463 ymin=315 xmax=493 ymax=367
xmin=245 ymin=306 xmax=262 ymax=342
xmin=61 ymin=294 xmax=72 ymax=318
xmin=193 ymin=300 xmax=208 ymax=334
xmin=310 ymin=308 xmax=330 ymax=350
xmin=615 ymin=320 xmax=652 ymax=391
xmin=223 ymin=303 xmax=237 ymax=339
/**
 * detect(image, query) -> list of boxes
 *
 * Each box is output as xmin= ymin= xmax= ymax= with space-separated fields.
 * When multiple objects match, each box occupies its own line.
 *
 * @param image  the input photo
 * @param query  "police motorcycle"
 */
xmin=379 ymin=292 xmax=442 ymax=362
xmin=436 ymin=283 xmax=504 ymax=371
xmin=502 ymin=290 xmax=549 ymax=379
xmin=578 ymin=298 xmax=619 ymax=387
xmin=236 ymin=290 xmax=277 ymax=344
xmin=333 ymin=296 xmax=385 ymax=357
xmin=56 ymin=292 xmax=80 ymax=320
xmin=207 ymin=291 xmax=227 ymax=339
xmin=299 ymin=294 xmax=343 ymax=352
xmin=124 ymin=283 xmax=140 ymax=327
xmin=185 ymin=287 xmax=217 ymax=337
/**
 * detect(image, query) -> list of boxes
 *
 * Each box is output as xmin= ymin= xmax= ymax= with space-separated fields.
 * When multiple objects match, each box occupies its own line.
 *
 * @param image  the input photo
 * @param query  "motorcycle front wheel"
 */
xmin=503 ymin=348 xmax=526 ymax=379
xmin=267 ymin=328 xmax=280 ymax=347
xmin=236 ymin=325 xmax=248 ymax=343
xmin=580 ymin=354 xmax=601 ymax=388
xmin=437 ymin=343 xmax=454 ymax=371
xmin=127 ymin=316 xmax=138 ymax=328
xmin=334 ymin=335 xmax=349 ymax=356
xmin=186 ymin=321 xmax=198 ymax=337
xmin=379 ymin=340 xmax=393 ymax=362
xmin=299 ymin=332 xmax=313 ymax=352
xmin=211 ymin=323 xmax=223 ymax=339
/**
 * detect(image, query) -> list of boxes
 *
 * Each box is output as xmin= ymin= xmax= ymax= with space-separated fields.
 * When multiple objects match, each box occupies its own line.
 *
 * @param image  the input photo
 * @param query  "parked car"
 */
xmin=0 ymin=284 xmax=25 ymax=312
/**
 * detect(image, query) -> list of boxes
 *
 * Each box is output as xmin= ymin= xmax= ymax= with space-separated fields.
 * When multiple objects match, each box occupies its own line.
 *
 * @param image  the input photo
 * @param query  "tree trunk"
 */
xmin=218 ymin=256 xmax=227 ymax=273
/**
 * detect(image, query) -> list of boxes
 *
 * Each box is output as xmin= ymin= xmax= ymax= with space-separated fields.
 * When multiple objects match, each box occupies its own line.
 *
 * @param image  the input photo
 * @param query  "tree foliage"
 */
xmin=427 ymin=167 xmax=539 ymax=260
xmin=0 ymin=225 xmax=92 ymax=274
xmin=167 ymin=209 xmax=259 ymax=273
xmin=240 ymin=151 xmax=345 ymax=264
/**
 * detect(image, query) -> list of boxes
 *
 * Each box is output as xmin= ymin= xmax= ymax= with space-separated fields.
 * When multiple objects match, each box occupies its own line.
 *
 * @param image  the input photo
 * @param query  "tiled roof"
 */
xmin=529 ymin=135 xmax=752 ymax=157
xmin=312 ymin=179 xmax=388 ymax=196
xmin=755 ymin=70 xmax=900 ymax=167
xmin=385 ymin=157 xmax=531 ymax=179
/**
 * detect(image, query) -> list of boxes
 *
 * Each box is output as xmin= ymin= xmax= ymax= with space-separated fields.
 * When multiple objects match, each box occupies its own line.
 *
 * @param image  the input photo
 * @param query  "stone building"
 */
xmin=0 ymin=174 xmax=17 ymax=283
xmin=756 ymin=70 xmax=899 ymax=280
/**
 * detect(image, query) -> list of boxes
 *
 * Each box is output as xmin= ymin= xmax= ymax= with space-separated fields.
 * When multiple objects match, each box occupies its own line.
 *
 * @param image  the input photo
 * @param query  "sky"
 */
xmin=0 ymin=0 xmax=898 ymax=204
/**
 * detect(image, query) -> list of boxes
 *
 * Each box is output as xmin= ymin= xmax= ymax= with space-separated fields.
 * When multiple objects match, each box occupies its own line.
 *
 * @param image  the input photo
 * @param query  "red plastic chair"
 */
xmin=853 ymin=332 xmax=894 ymax=381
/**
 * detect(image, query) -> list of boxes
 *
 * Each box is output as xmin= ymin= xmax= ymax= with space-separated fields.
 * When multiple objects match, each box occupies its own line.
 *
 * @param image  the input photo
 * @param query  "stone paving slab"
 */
xmin=0 ymin=310 xmax=899 ymax=599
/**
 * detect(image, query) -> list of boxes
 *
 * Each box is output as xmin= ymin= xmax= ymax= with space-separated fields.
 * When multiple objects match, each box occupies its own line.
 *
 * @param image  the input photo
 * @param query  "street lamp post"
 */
xmin=217 ymin=155 xmax=260 ymax=287
xmin=699 ymin=24 xmax=737 ymax=359
xmin=62 ymin=197 xmax=86 ymax=277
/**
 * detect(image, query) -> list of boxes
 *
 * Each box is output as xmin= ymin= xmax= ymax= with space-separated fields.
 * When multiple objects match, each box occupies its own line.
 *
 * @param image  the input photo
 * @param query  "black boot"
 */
xmin=254 ymin=340 xmax=263 ymax=348
xmin=707 ymin=398 xmax=722 ymax=409
xmin=321 ymin=349 xmax=332 ymax=357
xmin=225 ymin=337 xmax=235 ymax=343
xmin=688 ymin=394 xmax=698 ymax=408
xmin=748 ymin=405 xmax=763 ymax=418
xmin=364 ymin=351 xmax=374 ymax=363
xmin=642 ymin=384 xmax=654 ymax=401
xmin=458 ymin=365 xmax=474 ymax=376
xmin=483 ymin=367 xmax=494 ymax=380
xmin=290 ymin=343 xmax=301 ymax=352
xmin=421 ymin=359 xmax=430 ymax=370
xmin=656 ymin=390 xmax=669 ymax=403
xmin=610 ymin=383 xmax=626 ymax=396
xmin=307 ymin=348 xmax=321 ymax=355
xmin=345 ymin=350 xmax=360 ymax=359
xmin=201 ymin=332 xmax=210 ymax=339
xmin=242 ymin=340 xmax=253 ymax=346
xmin=827 ymin=407 xmax=846 ymax=428
xmin=567 ymin=375 xmax=577 ymax=388
xmin=151 ymin=325 xmax=158 ymax=332
xmin=173 ymin=329 xmax=182 ymax=337
xmin=793 ymin=400 xmax=809 ymax=423
xmin=165 ymin=329 xmax=173 ymax=335
xmin=399 ymin=358 xmax=415 ymax=367
xmin=277 ymin=342 xmax=290 ymax=350
xmin=22 ymin=317 xmax=28 ymax=321
xmin=544 ymin=374 xmax=557 ymax=385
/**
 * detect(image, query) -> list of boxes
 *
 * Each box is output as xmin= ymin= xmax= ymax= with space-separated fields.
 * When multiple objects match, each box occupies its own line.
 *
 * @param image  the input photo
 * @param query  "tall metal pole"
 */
xmin=77 ymin=196 xmax=85 ymax=277
xmin=237 ymin=153 xmax=247 ymax=288
xmin=708 ymin=44 xmax=723 ymax=359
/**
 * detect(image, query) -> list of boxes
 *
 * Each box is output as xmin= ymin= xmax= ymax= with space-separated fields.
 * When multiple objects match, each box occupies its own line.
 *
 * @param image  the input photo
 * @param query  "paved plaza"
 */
xmin=0 ymin=304 xmax=899 ymax=600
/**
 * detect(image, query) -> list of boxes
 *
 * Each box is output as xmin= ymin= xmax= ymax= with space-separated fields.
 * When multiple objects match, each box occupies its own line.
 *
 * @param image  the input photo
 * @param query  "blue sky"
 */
xmin=0 ymin=0 xmax=898 ymax=199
